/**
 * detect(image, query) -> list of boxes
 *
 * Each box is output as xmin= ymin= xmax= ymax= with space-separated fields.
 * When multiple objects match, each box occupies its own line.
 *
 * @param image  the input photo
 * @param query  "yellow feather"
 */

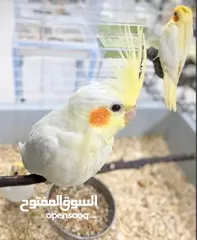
xmin=8 ymin=161 xmax=28 ymax=176
xmin=164 ymin=77 xmax=169 ymax=109
xmin=164 ymin=72 xmax=177 ymax=112
xmin=13 ymin=161 xmax=24 ymax=168
xmin=115 ymin=25 xmax=147 ymax=107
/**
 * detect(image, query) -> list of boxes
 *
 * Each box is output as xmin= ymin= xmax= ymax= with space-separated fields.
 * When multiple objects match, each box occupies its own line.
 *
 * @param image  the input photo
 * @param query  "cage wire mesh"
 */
xmin=12 ymin=0 xmax=196 ymax=121
xmin=13 ymin=0 xmax=103 ymax=103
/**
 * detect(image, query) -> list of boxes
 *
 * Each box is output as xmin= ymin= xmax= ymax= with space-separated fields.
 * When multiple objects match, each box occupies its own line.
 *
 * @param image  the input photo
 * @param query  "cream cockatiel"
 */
xmin=158 ymin=5 xmax=193 ymax=111
xmin=19 ymin=26 xmax=146 ymax=188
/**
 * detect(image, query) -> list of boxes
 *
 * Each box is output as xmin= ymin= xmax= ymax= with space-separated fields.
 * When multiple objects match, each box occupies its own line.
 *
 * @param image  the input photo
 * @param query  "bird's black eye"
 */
xmin=110 ymin=104 xmax=123 ymax=112
xmin=174 ymin=12 xmax=177 ymax=16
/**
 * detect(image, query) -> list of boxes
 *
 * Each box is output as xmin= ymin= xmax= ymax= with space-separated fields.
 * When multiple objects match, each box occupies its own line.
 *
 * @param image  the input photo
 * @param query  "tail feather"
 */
xmin=164 ymin=72 xmax=177 ymax=112
xmin=164 ymin=76 xmax=169 ymax=109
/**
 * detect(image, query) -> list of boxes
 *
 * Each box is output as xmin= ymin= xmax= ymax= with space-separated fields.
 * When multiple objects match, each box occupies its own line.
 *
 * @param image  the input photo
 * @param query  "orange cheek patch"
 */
xmin=173 ymin=15 xmax=179 ymax=22
xmin=89 ymin=107 xmax=111 ymax=127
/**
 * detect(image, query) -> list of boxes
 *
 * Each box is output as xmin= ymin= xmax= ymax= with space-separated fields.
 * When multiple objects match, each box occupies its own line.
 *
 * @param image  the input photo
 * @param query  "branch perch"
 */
xmin=98 ymin=153 xmax=196 ymax=173
xmin=0 ymin=153 xmax=195 ymax=188
xmin=0 ymin=174 xmax=46 ymax=188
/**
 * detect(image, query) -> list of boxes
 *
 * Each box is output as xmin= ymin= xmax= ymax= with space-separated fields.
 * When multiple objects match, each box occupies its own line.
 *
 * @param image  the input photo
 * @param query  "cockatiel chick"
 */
xmin=158 ymin=5 xmax=193 ymax=111
xmin=0 ymin=162 xmax=35 ymax=202
xmin=19 ymin=26 xmax=146 ymax=188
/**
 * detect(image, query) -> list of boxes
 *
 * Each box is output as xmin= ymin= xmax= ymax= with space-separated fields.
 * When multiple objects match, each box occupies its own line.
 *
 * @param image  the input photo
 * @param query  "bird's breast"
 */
xmin=76 ymin=139 xmax=113 ymax=183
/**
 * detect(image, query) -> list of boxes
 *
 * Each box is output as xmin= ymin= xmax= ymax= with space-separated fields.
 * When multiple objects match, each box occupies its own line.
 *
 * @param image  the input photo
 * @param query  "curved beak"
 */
xmin=124 ymin=106 xmax=137 ymax=124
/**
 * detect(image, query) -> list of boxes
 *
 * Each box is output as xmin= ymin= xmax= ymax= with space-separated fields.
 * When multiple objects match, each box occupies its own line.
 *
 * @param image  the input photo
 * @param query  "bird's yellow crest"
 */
xmin=115 ymin=25 xmax=147 ymax=107
xmin=175 ymin=5 xmax=192 ymax=14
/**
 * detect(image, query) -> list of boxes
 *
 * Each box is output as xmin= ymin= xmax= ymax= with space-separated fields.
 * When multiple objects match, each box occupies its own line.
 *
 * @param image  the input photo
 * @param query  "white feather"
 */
xmin=159 ymin=23 xmax=180 ymax=83
xmin=18 ymin=141 xmax=24 ymax=150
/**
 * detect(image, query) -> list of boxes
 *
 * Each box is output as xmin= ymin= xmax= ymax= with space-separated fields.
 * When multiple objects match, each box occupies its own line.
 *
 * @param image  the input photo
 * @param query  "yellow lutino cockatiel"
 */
xmin=19 ymin=25 xmax=146 ymax=188
xmin=158 ymin=5 xmax=193 ymax=111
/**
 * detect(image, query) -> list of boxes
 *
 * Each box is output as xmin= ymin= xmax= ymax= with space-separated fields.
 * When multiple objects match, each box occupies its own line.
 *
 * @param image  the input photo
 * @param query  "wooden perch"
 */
xmin=0 ymin=153 xmax=195 ymax=188
xmin=98 ymin=153 xmax=196 ymax=173
xmin=0 ymin=174 xmax=46 ymax=188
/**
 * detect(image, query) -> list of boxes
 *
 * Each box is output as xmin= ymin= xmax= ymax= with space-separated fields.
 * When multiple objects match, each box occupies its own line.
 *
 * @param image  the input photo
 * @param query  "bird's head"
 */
xmin=172 ymin=5 xmax=193 ymax=24
xmin=68 ymin=82 xmax=137 ymax=138
xmin=68 ymin=25 xmax=146 ymax=139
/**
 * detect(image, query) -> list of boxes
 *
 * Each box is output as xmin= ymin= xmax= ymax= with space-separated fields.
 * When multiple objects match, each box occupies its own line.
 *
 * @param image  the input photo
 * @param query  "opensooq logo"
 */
xmin=20 ymin=194 xmax=98 ymax=212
